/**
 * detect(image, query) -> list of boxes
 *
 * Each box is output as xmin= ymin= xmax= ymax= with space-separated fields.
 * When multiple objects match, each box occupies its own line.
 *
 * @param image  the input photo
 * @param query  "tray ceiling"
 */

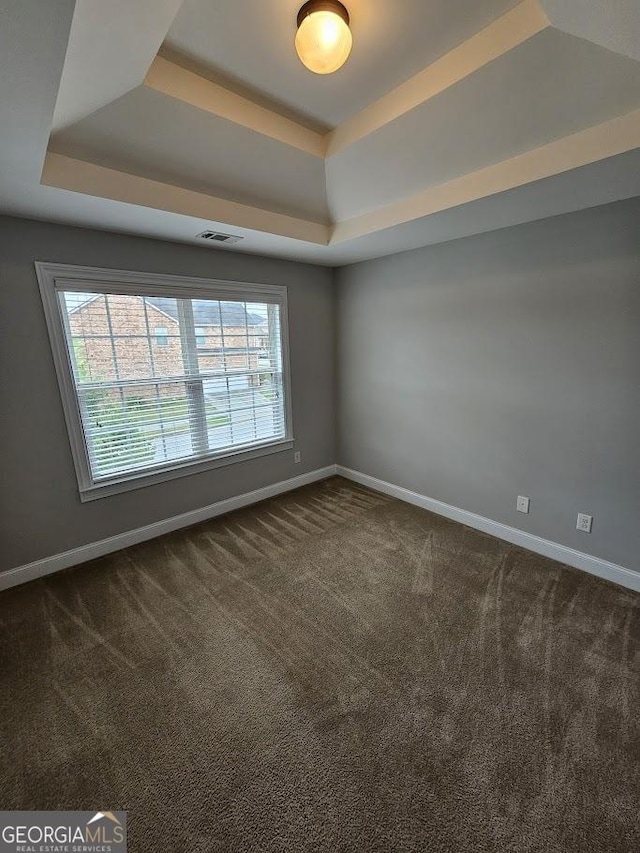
xmin=1 ymin=0 xmax=639 ymax=265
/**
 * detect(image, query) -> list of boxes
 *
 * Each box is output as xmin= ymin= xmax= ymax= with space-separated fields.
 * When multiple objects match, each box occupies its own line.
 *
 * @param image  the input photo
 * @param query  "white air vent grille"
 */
xmin=196 ymin=230 xmax=244 ymax=246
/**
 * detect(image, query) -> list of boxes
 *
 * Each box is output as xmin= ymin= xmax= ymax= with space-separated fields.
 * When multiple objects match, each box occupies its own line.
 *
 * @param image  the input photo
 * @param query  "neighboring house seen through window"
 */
xmin=36 ymin=263 xmax=293 ymax=500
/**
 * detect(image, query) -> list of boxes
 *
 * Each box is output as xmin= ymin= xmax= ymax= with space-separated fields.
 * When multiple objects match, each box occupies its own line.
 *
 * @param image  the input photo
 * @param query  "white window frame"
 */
xmin=36 ymin=262 xmax=294 ymax=502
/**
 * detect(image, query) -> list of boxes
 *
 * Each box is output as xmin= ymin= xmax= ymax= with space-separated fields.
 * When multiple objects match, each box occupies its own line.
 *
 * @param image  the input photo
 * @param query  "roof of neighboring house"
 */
xmin=66 ymin=292 xmax=102 ymax=314
xmin=145 ymin=297 xmax=266 ymax=328
xmin=66 ymin=293 xmax=267 ymax=327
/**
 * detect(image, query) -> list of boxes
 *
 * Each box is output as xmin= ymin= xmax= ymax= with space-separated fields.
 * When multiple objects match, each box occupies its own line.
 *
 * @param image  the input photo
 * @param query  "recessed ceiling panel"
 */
xmin=164 ymin=0 xmax=522 ymax=128
xmin=326 ymin=29 xmax=640 ymax=221
xmin=52 ymin=0 xmax=184 ymax=131
xmin=50 ymin=87 xmax=329 ymax=222
xmin=0 ymin=0 xmax=74 ymax=183
xmin=330 ymin=150 xmax=640 ymax=264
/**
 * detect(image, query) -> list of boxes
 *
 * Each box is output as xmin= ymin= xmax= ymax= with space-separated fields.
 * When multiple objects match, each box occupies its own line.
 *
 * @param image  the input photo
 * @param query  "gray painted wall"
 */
xmin=2 ymin=199 xmax=639 ymax=578
xmin=0 ymin=217 xmax=335 ymax=571
xmin=336 ymin=198 xmax=640 ymax=572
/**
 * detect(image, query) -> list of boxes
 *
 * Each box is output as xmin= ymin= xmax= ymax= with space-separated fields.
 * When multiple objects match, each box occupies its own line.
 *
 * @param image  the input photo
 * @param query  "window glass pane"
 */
xmin=113 ymin=339 xmax=153 ymax=380
xmin=155 ymin=327 xmax=168 ymax=347
xmin=59 ymin=288 xmax=287 ymax=485
xmin=64 ymin=292 xmax=116 ymax=383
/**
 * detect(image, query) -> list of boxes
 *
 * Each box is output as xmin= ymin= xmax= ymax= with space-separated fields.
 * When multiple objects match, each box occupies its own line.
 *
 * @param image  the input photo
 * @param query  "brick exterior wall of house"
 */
xmin=68 ymin=295 xmax=266 ymax=401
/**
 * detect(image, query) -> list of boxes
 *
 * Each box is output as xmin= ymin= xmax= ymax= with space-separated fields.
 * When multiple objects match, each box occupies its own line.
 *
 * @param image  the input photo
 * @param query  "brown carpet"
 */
xmin=1 ymin=476 xmax=639 ymax=852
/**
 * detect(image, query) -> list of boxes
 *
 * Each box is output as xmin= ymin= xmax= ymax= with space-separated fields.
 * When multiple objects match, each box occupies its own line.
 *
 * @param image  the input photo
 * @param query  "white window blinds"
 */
xmin=37 ymin=264 xmax=293 ymax=499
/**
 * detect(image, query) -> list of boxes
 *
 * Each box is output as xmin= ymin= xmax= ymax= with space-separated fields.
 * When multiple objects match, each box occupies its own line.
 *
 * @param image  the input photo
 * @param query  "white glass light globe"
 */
xmin=295 ymin=10 xmax=353 ymax=75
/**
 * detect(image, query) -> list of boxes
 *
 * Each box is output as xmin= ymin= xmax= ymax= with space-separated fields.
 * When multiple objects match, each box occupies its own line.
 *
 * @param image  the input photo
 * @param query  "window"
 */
xmin=36 ymin=263 xmax=293 ymax=500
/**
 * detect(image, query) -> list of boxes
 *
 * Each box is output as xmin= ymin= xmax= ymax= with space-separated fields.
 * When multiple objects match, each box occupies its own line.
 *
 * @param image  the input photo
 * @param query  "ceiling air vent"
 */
xmin=196 ymin=230 xmax=244 ymax=246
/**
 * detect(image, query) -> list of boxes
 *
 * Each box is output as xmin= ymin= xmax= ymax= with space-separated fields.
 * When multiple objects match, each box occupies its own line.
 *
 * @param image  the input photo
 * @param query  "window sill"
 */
xmin=78 ymin=438 xmax=295 ymax=502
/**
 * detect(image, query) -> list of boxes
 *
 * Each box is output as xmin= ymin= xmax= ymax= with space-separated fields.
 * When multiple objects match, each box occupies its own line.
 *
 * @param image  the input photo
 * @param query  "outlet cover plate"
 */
xmin=517 ymin=496 xmax=530 ymax=514
xmin=577 ymin=513 xmax=593 ymax=533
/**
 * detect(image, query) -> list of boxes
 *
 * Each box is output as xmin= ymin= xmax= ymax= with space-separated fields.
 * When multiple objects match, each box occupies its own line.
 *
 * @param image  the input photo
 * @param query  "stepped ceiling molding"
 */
xmin=2 ymin=0 xmax=639 ymax=264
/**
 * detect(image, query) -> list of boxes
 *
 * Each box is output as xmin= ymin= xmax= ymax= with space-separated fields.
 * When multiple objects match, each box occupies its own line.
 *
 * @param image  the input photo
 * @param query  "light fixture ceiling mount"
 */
xmin=295 ymin=0 xmax=352 ymax=75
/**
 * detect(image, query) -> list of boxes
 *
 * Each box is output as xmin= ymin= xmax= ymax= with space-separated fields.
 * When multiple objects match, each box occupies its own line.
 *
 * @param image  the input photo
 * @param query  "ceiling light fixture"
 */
xmin=295 ymin=1 xmax=352 ymax=75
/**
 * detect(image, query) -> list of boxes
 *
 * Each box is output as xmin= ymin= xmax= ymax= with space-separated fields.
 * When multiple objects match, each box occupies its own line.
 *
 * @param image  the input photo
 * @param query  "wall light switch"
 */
xmin=294 ymin=452 xmax=301 ymax=464
xmin=577 ymin=513 xmax=593 ymax=533
xmin=516 ymin=496 xmax=530 ymax=514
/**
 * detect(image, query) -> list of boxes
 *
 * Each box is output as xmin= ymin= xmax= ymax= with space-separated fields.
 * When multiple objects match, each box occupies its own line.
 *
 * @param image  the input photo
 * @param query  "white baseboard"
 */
xmin=0 ymin=466 xmax=338 ymax=593
xmin=337 ymin=466 xmax=640 ymax=594
xmin=5 ymin=463 xmax=637 ymax=596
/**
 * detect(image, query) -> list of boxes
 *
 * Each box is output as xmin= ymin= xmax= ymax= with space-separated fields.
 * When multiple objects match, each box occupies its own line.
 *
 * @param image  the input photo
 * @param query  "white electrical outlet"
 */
xmin=577 ymin=513 xmax=593 ymax=533
xmin=516 ymin=495 xmax=530 ymax=514
xmin=294 ymin=452 xmax=301 ymax=464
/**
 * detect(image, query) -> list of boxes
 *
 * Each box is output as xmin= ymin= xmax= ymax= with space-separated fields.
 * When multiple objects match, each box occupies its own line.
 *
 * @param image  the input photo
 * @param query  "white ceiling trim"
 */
xmin=144 ymin=57 xmax=327 ymax=159
xmin=41 ymin=152 xmax=330 ymax=245
xmin=331 ymin=108 xmax=640 ymax=243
